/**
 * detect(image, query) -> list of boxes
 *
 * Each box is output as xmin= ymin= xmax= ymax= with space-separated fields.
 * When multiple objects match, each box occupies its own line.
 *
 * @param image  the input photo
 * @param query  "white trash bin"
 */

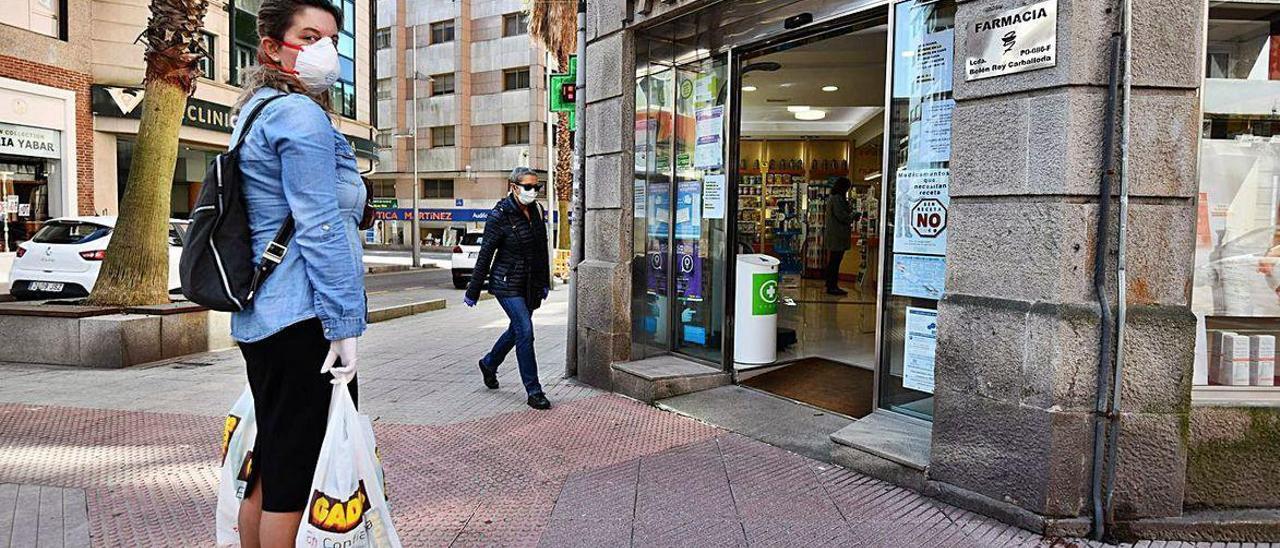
xmin=735 ymin=254 xmax=780 ymax=365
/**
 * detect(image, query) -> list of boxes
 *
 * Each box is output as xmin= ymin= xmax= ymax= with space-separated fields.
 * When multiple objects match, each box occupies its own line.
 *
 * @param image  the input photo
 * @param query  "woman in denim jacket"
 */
xmin=227 ymin=0 xmax=366 ymax=545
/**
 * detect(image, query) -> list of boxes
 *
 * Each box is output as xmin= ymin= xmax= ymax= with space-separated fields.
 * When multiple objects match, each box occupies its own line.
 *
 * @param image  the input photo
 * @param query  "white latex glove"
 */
xmin=320 ymin=337 xmax=359 ymax=384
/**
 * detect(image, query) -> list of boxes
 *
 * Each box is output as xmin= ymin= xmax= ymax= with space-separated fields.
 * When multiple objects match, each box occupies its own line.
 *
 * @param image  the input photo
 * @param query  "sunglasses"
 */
xmin=513 ymin=182 xmax=544 ymax=191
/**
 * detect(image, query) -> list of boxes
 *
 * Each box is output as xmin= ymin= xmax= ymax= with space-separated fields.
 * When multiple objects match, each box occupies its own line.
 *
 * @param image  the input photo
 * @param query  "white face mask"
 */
xmin=285 ymin=39 xmax=340 ymax=93
xmin=515 ymin=186 xmax=538 ymax=205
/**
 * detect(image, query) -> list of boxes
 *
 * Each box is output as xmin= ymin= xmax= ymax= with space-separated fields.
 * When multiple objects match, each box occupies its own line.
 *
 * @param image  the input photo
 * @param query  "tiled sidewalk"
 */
xmin=0 ymin=396 xmax=1215 ymax=547
xmin=0 ymin=292 xmax=1227 ymax=547
xmin=0 ymin=395 xmax=717 ymax=546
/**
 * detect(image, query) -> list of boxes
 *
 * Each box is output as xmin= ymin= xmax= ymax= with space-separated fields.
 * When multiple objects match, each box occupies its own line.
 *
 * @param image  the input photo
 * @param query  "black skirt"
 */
xmin=239 ymin=318 xmax=357 ymax=513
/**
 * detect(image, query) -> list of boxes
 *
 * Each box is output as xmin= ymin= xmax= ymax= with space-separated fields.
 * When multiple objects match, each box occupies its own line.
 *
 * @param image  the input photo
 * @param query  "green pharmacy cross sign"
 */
xmin=549 ymin=56 xmax=577 ymax=131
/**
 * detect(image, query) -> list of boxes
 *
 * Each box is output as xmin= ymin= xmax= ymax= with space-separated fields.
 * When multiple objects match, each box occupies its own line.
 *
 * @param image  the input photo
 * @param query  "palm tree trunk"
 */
xmin=555 ymin=107 xmax=573 ymax=249
xmin=87 ymin=0 xmax=207 ymax=306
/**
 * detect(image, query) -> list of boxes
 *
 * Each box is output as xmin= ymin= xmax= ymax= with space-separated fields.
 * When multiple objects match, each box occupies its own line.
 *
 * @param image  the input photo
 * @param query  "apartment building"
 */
xmin=371 ymin=0 xmax=551 ymax=247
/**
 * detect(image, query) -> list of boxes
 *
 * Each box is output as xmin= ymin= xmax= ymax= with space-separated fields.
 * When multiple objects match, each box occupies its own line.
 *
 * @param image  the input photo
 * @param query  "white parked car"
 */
xmin=8 ymin=216 xmax=188 ymax=300
xmin=451 ymin=232 xmax=484 ymax=289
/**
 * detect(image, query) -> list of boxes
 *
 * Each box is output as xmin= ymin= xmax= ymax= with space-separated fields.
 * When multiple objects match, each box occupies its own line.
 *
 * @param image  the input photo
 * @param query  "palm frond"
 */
xmin=525 ymin=0 xmax=577 ymax=62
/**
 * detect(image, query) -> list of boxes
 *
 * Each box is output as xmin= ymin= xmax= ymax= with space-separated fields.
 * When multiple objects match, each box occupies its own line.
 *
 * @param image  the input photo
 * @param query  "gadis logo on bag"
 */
xmin=237 ymin=452 xmax=254 ymax=482
xmin=220 ymin=414 xmax=242 ymax=465
xmin=308 ymin=481 xmax=370 ymax=534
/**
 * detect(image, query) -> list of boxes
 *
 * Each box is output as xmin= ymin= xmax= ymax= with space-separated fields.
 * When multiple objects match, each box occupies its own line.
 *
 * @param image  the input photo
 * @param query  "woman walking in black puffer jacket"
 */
xmin=464 ymin=167 xmax=553 ymax=410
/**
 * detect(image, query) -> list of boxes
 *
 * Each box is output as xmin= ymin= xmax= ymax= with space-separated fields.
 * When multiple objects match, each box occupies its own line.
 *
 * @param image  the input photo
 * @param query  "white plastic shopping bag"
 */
xmin=296 ymin=382 xmax=401 ymax=548
xmin=216 ymin=387 xmax=257 ymax=547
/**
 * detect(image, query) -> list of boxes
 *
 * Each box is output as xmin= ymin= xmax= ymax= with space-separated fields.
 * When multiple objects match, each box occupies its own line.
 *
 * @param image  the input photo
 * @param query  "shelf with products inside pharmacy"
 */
xmin=735 ymin=139 xmax=859 ymax=262
xmin=1195 ymin=317 xmax=1280 ymax=406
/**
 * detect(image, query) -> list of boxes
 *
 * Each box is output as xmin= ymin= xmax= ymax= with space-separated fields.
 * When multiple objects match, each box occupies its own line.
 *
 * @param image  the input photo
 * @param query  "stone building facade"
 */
xmin=573 ymin=0 xmax=1279 ymax=541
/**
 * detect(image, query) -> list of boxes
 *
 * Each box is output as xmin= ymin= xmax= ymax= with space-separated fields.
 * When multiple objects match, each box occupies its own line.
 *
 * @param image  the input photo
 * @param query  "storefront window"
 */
xmin=0 ymin=122 xmax=62 ymax=248
xmin=877 ymin=0 xmax=956 ymax=420
xmin=631 ymin=17 xmax=729 ymax=365
xmin=1193 ymin=1 xmax=1280 ymax=401
xmin=632 ymin=59 xmax=675 ymax=360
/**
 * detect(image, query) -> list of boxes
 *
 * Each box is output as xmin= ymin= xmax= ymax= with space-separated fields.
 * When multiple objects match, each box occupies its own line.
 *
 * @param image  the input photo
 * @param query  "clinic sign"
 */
xmin=965 ymin=0 xmax=1057 ymax=80
xmin=0 ymin=122 xmax=60 ymax=159
xmin=92 ymin=85 xmax=234 ymax=133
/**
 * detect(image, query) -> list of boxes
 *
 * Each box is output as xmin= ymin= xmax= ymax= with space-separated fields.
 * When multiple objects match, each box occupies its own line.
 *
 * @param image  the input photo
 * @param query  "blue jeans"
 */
xmin=480 ymin=296 xmax=544 ymax=396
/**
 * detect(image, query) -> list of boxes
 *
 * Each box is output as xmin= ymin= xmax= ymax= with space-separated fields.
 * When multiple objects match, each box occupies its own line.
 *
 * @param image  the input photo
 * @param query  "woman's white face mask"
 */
xmin=514 ymin=186 xmax=538 ymax=205
xmin=282 ymin=39 xmax=341 ymax=93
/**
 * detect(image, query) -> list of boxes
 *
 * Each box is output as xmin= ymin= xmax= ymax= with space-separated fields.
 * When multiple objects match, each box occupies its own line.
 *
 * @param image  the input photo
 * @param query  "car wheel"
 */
xmin=453 ymin=276 xmax=468 ymax=289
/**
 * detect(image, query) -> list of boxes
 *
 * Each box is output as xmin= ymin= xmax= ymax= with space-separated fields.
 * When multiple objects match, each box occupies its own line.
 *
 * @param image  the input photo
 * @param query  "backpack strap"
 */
xmin=248 ymin=216 xmax=294 ymax=298
xmin=236 ymin=92 xmax=293 ymax=300
xmin=232 ymin=92 xmax=288 ymax=152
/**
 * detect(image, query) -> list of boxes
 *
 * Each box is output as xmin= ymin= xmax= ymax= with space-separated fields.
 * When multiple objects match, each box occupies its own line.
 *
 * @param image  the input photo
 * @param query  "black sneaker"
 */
xmin=478 ymin=361 xmax=498 ymax=389
xmin=527 ymin=393 xmax=551 ymax=410
xmin=826 ymin=287 xmax=849 ymax=296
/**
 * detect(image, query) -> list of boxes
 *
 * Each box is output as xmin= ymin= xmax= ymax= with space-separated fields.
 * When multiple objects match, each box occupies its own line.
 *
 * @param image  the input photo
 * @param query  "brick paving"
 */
xmin=0 ymin=290 xmax=1237 ymax=547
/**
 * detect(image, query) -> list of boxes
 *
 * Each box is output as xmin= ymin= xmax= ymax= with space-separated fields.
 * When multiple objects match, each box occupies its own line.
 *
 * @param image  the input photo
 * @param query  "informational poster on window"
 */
xmin=675 ymin=180 xmax=703 ymax=300
xmin=893 ymin=168 xmax=950 ymax=256
xmin=634 ymin=178 xmax=647 ymax=217
xmin=645 ymin=181 xmax=670 ymax=240
xmin=694 ymin=73 xmax=717 ymax=107
xmin=905 ymin=29 xmax=953 ymax=168
xmin=646 ymin=179 xmax=671 ymax=296
xmin=891 ymin=254 xmax=946 ymax=300
xmin=964 ymin=0 xmax=1058 ymax=81
xmin=903 ymin=306 xmax=938 ymax=394
xmin=908 ymin=99 xmax=955 ymax=166
xmin=635 ymin=118 xmax=655 ymax=172
xmin=910 ymin=29 xmax=953 ymax=96
xmin=702 ymin=173 xmax=725 ymax=219
xmin=693 ymin=106 xmax=724 ymax=169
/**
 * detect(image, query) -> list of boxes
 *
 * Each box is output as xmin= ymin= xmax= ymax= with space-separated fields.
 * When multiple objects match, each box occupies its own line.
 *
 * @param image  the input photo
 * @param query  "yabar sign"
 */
xmin=965 ymin=0 xmax=1057 ymax=81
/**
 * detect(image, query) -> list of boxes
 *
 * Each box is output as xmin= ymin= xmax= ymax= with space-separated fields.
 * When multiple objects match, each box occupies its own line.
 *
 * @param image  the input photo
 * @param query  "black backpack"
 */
xmin=180 ymin=94 xmax=295 ymax=312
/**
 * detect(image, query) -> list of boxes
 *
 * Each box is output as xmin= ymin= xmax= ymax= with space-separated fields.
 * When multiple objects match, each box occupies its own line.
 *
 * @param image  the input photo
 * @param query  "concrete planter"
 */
xmin=0 ymin=301 xmax=233 ymax=368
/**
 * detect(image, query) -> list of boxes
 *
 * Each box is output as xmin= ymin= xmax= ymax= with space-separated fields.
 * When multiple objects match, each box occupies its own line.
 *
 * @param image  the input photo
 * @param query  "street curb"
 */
xmin=365 ymin=264 xmax=440 ymax=275
xmin=368 ymin=298 xmax=447 ymax=323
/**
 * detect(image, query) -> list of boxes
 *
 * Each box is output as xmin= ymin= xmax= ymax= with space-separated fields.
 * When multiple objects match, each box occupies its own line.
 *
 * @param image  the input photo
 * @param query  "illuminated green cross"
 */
xmin=549 ymin=56 xmax=577 ymax=131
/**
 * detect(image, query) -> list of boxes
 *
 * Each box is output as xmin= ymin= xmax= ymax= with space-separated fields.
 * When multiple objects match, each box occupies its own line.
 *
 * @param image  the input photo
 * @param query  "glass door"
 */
xmin=876 ymin=0 xmax=957 ymax=420
xmin=631 ymin=33 xmax=731 ymax=365
xmin=672 ymin=57 xmax=729 ymax=362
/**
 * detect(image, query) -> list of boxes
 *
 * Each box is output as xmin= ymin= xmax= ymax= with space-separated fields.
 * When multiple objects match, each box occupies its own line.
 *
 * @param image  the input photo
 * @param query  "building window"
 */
xmin=430 ymin=19 xmax=455 ymax=44
xmin=1193 ymin=2 xmax=1280 ymax=401
xmin=229 ymin=0 xmax=265 ymax=85
xmin=376 ymin=78 xmax=392 ymax=100
xmin=374 ymin=132 xmax=391 ymax=148
xmin=503 ymin=123 xmax=530 ymax=145
xmin=502 ymin=12 xmax=529 ymax=37
xmin=422 ymin=179 xmax=454 ymax=199
xmin=504 ymin=68 xmax=531 ymax=91
xmin=197 ymin=32 xmax=216 ymax=80
xmin=431 ymin=126 xmax=455 ymax=147
xmin=431 ymin=73 xmax=455 ymax=96
xmin=375 ymin=28 xmax=391 ymax=50
xmin=0 ymin=0 xmax=62 ymax=39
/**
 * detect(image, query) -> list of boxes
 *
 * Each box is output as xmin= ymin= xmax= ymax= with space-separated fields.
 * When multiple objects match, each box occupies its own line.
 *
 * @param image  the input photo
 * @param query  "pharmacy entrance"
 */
xmin=631 ymin=0 xmax=955 ymax=422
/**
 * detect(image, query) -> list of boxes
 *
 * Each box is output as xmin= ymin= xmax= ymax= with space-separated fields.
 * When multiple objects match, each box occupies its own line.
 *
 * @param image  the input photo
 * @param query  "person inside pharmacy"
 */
xmin=823 ymin=176 xmax=859 ymax=296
